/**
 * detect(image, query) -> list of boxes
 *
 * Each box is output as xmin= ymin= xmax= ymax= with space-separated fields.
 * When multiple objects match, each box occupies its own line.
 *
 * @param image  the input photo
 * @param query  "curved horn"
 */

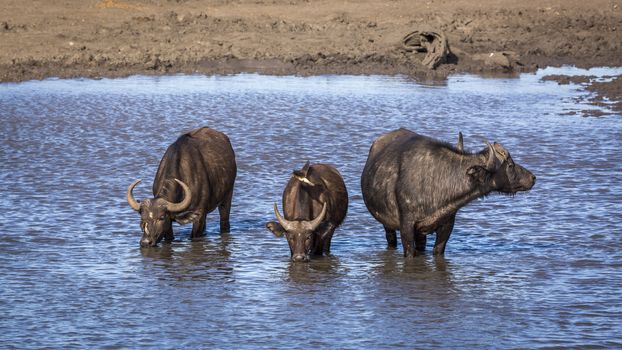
xmin=485 ymin=142 xmax=497 ymax=171
xmin=274 ymin=203 xmax=295 ymax=232
xmin=165 ymin=179 xmax=192 ymax=213
xmin=126 ymin=179 xmax=142 ymax=211
xmin=308 ymin=202 xmax=328 ymax=232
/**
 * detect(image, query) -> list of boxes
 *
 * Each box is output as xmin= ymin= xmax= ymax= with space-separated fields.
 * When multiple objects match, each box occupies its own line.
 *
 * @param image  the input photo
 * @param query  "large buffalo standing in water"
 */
xmin=266 ymin=162 xmax=348 ymax=262
xmin=127 ymin=127 xmax=236 ymax=247
xmin=361 ymin=128 xmax=535 ymax=257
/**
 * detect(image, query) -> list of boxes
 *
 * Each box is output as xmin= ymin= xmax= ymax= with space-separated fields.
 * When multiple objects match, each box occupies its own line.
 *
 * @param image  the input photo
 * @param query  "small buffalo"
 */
xmin=127 ymin=127 xmax=236 ymax=247
xmin=266 ymin=162 xmax=348 ymax=262
xmin=361 ymin=128 xmax=535 ymax=257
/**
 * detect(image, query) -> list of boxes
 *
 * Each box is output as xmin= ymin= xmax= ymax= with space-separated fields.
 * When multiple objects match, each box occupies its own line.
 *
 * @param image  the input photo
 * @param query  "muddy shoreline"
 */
xmin=1 ymin=0 xmax=620 ymax=111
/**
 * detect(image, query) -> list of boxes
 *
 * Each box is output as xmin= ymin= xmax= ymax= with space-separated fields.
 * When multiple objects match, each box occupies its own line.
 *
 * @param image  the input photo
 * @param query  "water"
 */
xmin=1 ymin=69 xmax=621 ymax=349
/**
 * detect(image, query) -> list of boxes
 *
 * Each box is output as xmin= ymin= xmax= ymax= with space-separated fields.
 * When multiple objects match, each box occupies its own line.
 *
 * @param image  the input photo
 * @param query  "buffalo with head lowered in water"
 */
xmin=267 ymin=162 xmax=348 ymax=262
xmin=127 ymin=127 xmax=237 ymax=247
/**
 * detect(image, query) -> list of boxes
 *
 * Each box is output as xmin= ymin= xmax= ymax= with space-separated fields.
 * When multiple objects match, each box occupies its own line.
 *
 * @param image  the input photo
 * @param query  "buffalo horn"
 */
xmin=485 ymin=142 xmax=498 ymax=171
xmin=126 ymin=179 xmax=142 ymax=211
xmin=274 ymin=203 xmax=295 ymax=232
xmin=308 ymin=202 xmax=328 ymax=231
xmin=164 ymin=179 xmax=192 ymax=213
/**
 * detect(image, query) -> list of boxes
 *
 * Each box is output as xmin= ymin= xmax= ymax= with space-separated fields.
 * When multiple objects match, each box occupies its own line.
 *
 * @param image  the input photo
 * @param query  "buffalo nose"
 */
xmin=292 ymin=254 xmax=309 ymax=262
xmin=140 ymin=238 xmax=153 ymax=247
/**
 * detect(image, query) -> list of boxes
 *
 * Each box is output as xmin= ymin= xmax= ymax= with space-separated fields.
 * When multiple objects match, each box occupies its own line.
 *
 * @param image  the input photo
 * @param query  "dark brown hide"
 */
xmin=267 ymin=162 xmax=348 ymax=262
xmin=361 ymin=128 xmax=535 ymax=257
xmin=127 ymin=127 xmax=237 ymax=246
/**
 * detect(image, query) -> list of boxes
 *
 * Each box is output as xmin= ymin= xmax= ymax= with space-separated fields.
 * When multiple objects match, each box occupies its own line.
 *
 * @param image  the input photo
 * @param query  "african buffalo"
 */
xmin=266 ymin=162 xmax=348 ymax=262
xmin=361 ymin=128 xmax=535 ymax=257
xmin=126 ymin=127 xmax=236 ymax=247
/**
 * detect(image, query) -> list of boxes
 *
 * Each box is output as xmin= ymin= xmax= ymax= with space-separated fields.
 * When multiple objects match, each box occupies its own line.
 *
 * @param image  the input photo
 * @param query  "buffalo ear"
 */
xmin=266 ymin=221 xmax=286 ymax=238
xmin=467 ymin=166 xmax=489 ymax=184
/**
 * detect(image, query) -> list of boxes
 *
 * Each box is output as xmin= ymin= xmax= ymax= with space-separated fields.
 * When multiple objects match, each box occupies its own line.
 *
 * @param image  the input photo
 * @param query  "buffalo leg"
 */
xmin=318 ymin=223 xmax=336 ymax=255
xmin=218 ymin=189 xmax=233 ymax=233
xmin=415 ymin=233 xmax=427 ymax=251
xmin=191 ymin=211 xmax=206 ymax=239
xmin=399 ymin=221 xmax=417 ymax=258
xmin=433 ymin=215 xmax=456 ymax=255
xmin=384 ymin=226 xmax=397 ymax=249
xmin=163 ymin=230 xmax=175 ymax=243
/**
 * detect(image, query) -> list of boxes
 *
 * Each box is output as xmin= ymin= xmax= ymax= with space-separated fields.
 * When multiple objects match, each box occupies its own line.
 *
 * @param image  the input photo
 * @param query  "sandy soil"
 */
xmin=1 ymin=0 xmax=621 ymax=109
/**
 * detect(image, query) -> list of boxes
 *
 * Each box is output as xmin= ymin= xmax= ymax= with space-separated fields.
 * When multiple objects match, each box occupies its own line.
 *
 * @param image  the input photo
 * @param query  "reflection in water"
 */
xmin=140 ymin=243 xmax=174 ymax=261
xmin=285 ymin=255 xmax=341 ymax=284
xmin=369 ymin=250 xmax=457 ymax=299
xmin=382 ymin=249 xmax=446 ymax=272
xmin=140 ymin=233 xmax=234 ymax=283
xmin=1 ymin=70 xmax=621 ymax=348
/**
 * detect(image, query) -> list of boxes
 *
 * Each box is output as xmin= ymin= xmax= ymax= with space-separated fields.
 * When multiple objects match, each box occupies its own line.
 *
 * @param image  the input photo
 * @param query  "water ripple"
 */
xmin=1 ymin=71 xmax=621 ymax=349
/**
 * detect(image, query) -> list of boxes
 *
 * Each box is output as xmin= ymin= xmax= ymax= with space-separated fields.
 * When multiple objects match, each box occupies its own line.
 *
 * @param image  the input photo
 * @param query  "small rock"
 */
xmin=472 ymin=51 xmax=516 ymax=70
xmin=485 ymin=52 xmax=510 ymax=68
